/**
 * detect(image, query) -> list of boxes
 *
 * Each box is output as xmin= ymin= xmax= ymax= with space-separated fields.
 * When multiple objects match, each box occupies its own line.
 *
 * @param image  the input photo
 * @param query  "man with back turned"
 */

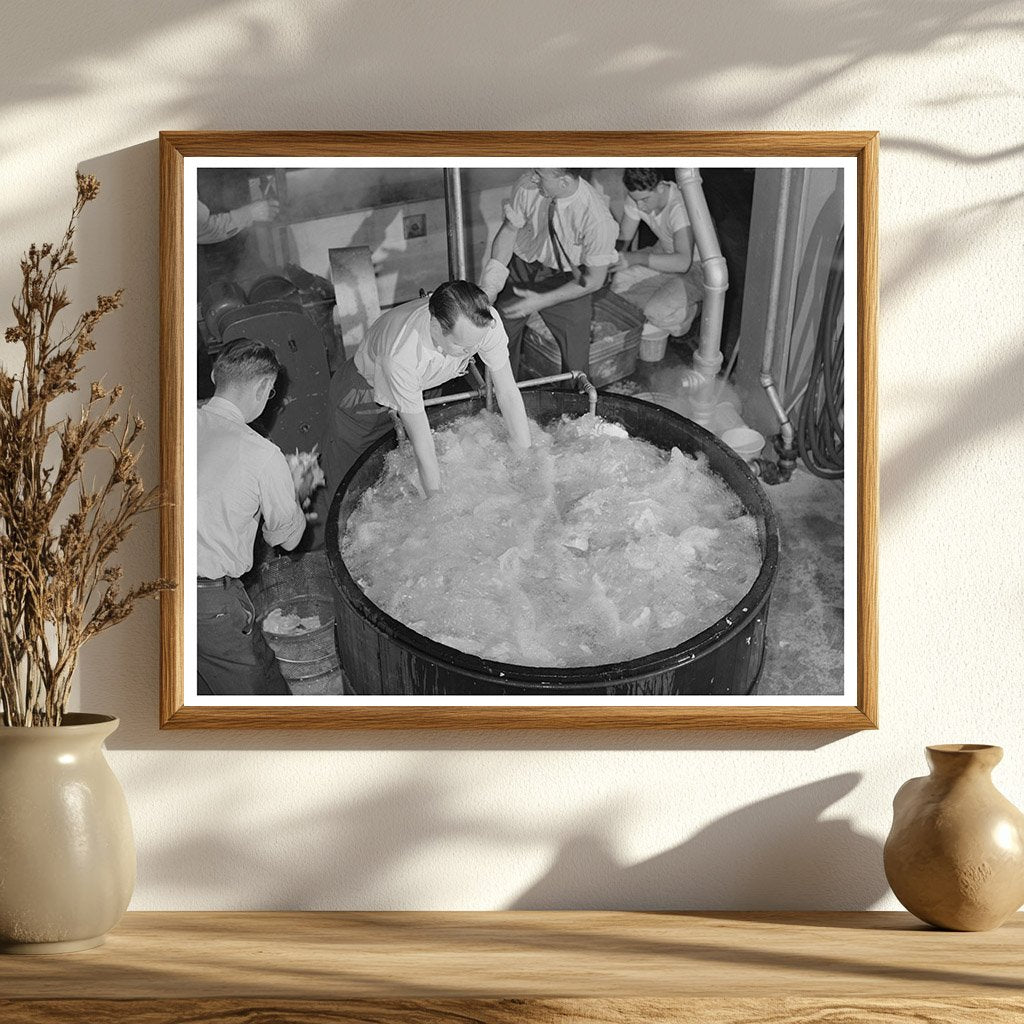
xmin=197 ymin=339 xmax=316 ymax=696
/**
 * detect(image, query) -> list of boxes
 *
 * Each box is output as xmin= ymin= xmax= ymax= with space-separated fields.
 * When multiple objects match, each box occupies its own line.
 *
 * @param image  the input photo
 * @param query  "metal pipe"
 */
xmin=752 ymin=169 xmax=800 ymax=486
xmin=421 ymin=373 xmax=579 ymax=409
xmin=724 ymin=332 xmax=742 ymax=380
xmin=421 ymin=370 xmax=598 ymax=416
xmin=514 ymin=371 xmax=577 ymax=390
xmin=442 ymin=168 xmax=467 ymax=281
xmin=467 ymin=362 xmax=494 ymax=414
xmin=466 ymin=361 xmax=492 ymax=411
xmin=571 ymin=371 xmax=599 ymax=417
xmin=778 ymin=170 xmax=811 ymax=406
xmin=444 ymin=166 xmax=496 ymax=407
xmin=387 ymin=408 xmax=406 ymax=443
xmin=422 ymin=388 xmax=483 ymax=409
xmin=759 ymin=169 xmax=796 ymax=452
xmin=675 ymin=168 xmax=726 ymax=382
xmin=784 ymin=381 xmax=809 ymax=417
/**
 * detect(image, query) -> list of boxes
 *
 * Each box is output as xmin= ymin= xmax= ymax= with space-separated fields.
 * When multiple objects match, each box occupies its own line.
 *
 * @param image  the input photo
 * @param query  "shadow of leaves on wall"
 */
xmin=882 ymin=338 xmax=1024 ymax=513
xmin=512 ymin=774 xmax=886 ymax=910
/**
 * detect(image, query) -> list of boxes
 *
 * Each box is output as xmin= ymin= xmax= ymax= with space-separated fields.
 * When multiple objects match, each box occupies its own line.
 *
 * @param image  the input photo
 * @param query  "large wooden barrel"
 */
xmin=326 ymin=390 xmax=779 ymax=697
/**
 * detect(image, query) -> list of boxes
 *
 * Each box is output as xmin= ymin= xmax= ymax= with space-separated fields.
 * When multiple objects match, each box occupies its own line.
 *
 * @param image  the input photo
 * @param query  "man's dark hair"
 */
xmin=623 ymin=168 xmax=667 ymax=193
xmin=428 ymin=280 xmax=494 ymax=334
xmin=212 ymin=338 xmax=281 ymax=389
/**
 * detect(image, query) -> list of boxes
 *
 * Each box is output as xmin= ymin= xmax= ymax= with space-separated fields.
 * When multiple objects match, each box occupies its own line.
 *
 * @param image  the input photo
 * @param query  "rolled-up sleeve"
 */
xmin=502 ymin=177 xmax=535 ymax=230
xmin=478 ymin=314 xmax=513 ymax=372
xmin=621 ymin=194 xmax=642 ymax=233
xmin=197 ymin=200 xmax=255 ymax=245
xmin=579 ymin=204 xmax=619 ymax=267
xmin=259 ymin=449 xmax=306 ymax=549
xmin=376 ymin=356 xmax=424 ymax=415
xmin=666 ymin=199 xmax=692 ymax=233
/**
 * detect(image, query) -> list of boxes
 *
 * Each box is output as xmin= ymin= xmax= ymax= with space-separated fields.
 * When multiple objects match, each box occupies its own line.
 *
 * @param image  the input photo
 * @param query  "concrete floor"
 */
xmin=610 ymin=336 xmax=845 ymax=697
xmin=759 ymin=465 xmax=844 ymax=697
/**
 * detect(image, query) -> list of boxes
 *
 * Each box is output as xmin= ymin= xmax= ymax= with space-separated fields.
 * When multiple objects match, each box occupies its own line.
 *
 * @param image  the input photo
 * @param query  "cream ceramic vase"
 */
xmin=884 ymin=744 xmax=1024 ymax=931
xmin=0 ymin=713 xmax=135 ymax=953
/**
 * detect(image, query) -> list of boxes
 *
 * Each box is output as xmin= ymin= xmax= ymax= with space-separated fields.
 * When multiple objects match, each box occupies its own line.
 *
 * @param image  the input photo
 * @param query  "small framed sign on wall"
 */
xmin=159 ymin=131 xmax=877 ymax=730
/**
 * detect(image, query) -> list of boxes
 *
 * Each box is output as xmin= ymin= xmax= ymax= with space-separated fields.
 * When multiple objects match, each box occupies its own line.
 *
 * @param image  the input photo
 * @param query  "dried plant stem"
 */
xmin=0 ymin=173 xmax=174 ymax=727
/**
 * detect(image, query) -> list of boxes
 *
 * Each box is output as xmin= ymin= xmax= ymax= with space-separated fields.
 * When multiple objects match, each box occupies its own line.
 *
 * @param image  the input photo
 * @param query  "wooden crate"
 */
xmin=521 ymin=290 xmax=643 ymax=387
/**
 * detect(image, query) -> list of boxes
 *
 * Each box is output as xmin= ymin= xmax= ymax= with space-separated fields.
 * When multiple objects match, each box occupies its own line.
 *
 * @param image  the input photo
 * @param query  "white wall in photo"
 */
xmin=1 ymin=0 xmax=1021 ymax=911
xmin=288 ymin=183 xmax=510 ymax=307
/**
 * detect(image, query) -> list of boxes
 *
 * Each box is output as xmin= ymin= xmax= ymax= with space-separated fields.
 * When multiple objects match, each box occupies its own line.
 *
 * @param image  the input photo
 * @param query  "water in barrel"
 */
xmin=341 ymin=408 xmax=762 ymax=670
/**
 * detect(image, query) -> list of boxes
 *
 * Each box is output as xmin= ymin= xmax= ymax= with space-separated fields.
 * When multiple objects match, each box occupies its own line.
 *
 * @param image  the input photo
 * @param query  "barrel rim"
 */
xmin=326 ymin=390 xmax=779 ymax=689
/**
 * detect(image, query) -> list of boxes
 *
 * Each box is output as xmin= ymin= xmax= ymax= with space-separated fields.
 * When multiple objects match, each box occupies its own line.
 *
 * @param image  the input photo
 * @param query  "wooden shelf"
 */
xmin=1 ymin=911 xmax=1021 ymax=1022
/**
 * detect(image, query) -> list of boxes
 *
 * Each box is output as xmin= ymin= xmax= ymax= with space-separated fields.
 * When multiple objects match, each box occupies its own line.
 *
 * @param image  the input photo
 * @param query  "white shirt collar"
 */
xmin=204 ymin=395 xmax=246 ymax=424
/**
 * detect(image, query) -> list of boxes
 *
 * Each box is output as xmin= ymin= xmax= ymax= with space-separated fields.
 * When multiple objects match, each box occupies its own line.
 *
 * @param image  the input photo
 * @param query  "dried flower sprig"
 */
xmin=0 ymin=173 xmax=174 ymax=726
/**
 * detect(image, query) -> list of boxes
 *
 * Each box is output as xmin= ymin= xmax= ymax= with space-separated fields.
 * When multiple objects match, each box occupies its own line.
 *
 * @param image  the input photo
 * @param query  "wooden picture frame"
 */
xmin=160 ymin=131 xmax=877 ymax=730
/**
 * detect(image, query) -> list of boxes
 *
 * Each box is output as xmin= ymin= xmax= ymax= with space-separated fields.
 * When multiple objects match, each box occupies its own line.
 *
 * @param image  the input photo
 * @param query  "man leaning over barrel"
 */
xmin=320 ymin=280 xmax=532 ymax=505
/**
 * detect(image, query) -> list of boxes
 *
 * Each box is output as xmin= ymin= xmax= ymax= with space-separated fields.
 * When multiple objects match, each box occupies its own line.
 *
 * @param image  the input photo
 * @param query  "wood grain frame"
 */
xmin=159 ymin=131 xmax=878 ymax=730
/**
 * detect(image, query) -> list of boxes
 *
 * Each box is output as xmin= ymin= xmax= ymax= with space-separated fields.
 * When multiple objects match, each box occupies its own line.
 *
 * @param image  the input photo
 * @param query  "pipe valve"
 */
xmin=571 ymin=372 xmax=599 ymax=416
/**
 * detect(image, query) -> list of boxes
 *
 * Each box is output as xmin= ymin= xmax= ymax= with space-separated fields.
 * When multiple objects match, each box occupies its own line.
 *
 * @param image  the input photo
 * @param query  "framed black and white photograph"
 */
xmin=159 ymin=131 xmax=877 ymax=730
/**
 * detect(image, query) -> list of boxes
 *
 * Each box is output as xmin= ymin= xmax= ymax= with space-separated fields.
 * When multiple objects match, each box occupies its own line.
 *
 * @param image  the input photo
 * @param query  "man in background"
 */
xmin=479 ymin=169 xmax=618 ymax=378
xmin=610 ymin=168 xmax=704 ymax=344
xmin=197 ymin=197 xmax=279 ymax=245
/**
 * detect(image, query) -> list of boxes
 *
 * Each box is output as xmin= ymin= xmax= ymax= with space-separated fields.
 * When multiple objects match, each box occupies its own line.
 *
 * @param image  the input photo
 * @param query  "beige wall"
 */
xmin=2 ymin=1 xmax=1021 ymax=911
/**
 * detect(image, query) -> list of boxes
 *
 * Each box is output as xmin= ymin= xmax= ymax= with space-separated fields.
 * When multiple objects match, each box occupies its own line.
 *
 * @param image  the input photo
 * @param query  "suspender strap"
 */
xmin=547 ymin=200 xmax=581 ymax=282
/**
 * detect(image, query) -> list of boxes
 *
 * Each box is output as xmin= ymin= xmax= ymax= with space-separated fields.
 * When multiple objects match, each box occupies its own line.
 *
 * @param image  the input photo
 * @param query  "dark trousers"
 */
xmin=197 ymin=578 xmax=289 ymax=696
xmin=496 ymin=255 xmax=593 ymax=379
xmin=320 ymin=357 xmax=393 ymax=509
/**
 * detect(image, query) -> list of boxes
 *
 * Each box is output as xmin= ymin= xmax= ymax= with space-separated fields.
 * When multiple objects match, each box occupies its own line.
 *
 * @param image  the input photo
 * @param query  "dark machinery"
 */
xmin=199 ymin=265 xmax=336 ymax=455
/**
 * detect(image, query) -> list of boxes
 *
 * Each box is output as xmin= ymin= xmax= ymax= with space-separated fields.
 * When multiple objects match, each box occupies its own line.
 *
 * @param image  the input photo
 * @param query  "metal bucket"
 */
xmin=259 ymin=590 xmax=344 ymax=697
xmin=326 ymin=390 xmax=779 ymax=697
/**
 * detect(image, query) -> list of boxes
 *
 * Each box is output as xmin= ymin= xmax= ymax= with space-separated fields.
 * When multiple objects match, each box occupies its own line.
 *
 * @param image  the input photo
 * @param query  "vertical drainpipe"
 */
xmin=778 ymin=172 xmax=809 ymax=406
xmin=760 ymin=169 xmax=796 ymax=451
xmin=443 ymin=168 xmax=468 ymax=280
xmin=675 ymin=168 xmax=727 ymax=385
xmin=754 ymin=169 xmax=798 ymax=483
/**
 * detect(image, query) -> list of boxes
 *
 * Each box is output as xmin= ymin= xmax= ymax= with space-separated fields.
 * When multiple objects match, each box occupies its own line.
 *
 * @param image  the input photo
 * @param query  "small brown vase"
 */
xmin=0 ymin=713 xmax=135 ymax=953
xmin=884 ymin=744 xmax=1024 ymax=931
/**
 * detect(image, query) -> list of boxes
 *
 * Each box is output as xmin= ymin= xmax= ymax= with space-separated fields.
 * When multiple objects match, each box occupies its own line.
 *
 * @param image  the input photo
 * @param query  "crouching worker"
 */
xmin=479 ymin=168 xmax=618 ymax=378
xmin=611 ymin=168 xmax=704 ymax=348
xmin=197 ymin=340 xmax=318 ymax=696
xmin=321 ymin=280 xmax=532 ymax=504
